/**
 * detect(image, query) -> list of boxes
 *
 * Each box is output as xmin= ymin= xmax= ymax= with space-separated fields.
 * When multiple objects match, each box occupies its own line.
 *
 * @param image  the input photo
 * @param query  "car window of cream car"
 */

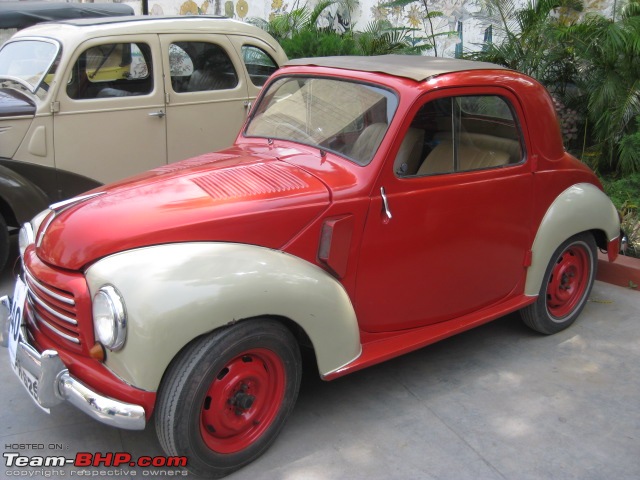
xmin=67 ymin=42 xmax=154 ymax=99
xmin=241 ymin=45 xmax=279 ymax=86
xmin=0 ymin=38 xmax=60 ymax=99
xmin=170 ymin=41 xmax=239 ymax=93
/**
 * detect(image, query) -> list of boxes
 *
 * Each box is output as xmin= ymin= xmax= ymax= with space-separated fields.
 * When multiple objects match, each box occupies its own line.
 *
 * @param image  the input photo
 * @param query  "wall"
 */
xmin=124 ymin=0 xmax=615 ymax=58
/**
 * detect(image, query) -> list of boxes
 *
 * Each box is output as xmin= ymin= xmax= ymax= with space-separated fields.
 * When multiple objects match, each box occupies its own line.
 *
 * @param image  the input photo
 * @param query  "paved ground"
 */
xmin=1 ymin=236 xmax=639 ymax=480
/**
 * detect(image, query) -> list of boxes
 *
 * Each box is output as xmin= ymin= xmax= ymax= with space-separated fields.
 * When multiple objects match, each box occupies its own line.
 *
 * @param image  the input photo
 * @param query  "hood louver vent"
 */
xmin=193 ymin=162 xmax=309 ymax=200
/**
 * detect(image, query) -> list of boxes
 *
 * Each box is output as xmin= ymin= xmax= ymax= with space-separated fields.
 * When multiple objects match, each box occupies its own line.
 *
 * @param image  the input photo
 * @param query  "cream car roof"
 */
xmin=12 ymin=15 xmax=282 ymax=50
xmin=285 ymin=55 xmax=508 ymax=81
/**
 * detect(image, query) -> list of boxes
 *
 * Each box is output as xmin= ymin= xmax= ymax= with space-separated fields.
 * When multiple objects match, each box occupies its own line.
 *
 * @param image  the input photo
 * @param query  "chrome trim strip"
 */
xmin=25 ymin=270 xmax=75 ymax=306
xmin=27 ymin=293 xmax=77 ymax=326
xmin=36 ymin=211 xmax=55 ymax=248
xmin=49 ymin=191 xmax=106 ymax=212
xmin=32 ymin=309 xmax=80 ymax=344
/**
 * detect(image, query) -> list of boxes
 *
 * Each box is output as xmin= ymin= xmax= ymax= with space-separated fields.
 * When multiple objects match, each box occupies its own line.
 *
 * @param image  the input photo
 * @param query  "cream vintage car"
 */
xmin=0 ymin=15 xmax=286 ymax=269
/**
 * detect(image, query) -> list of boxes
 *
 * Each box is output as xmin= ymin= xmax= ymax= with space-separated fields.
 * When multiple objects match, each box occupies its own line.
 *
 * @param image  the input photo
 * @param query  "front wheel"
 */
xmin=155 ymin=320 xmax=302 ymax=478
xmin=520 ymin=233 xmax=597 ymax=334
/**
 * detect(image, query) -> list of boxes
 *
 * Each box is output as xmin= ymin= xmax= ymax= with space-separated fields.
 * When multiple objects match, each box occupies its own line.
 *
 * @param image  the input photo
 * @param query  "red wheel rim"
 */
xmin=546 ymin=243 xmax=590 ymax=319
xmin=200 ymin=348 xmax=286 ymax=454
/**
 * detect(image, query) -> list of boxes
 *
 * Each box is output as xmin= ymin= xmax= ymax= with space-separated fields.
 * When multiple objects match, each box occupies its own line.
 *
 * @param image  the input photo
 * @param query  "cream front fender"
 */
xmin=85 ymin=243 xmax=361 ymax=392
xmin=525 ymin=183 xmax=620 ymax=296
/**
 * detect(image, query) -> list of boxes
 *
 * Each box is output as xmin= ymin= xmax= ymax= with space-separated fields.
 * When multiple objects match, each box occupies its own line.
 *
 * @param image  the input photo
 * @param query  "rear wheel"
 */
xmin=155 ymin=319 xmax=301 ymax=478
xmin=521 ymin=233 xmax=597 ymax=334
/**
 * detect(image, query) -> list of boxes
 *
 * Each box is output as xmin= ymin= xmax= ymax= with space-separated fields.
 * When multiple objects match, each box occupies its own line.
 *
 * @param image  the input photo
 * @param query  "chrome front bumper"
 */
xmin=0 ymin=294 xmax=146 ymax=430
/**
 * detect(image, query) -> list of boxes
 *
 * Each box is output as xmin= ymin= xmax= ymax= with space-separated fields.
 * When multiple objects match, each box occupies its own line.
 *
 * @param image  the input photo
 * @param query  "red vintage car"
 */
xmin=2 ymin=55 xmax=620 ymax=477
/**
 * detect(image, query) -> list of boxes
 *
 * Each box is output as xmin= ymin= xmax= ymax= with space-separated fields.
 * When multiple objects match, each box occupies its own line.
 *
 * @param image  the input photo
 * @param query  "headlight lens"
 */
xmin=93 ymin=285 xmax=127 ymax=350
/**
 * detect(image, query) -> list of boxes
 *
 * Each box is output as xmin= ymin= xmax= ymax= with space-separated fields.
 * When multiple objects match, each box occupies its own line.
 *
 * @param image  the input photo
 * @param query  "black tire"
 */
xmin=155 ymin=319 xmax=302 ymax=478
xmin=0 ymin=214 xmax=9 ymax=272
xmin=520 ymin=233 xmax=597 ymax=334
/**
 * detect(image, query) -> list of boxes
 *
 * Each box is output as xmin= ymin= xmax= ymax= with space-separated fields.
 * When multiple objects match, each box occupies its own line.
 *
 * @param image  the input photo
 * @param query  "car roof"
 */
xmin=52 ymin=15 xmax=226 ymax=28
xmin=0 ymin=2 xmax=133 ymax=29
xmin=285 ymin=55 xmax=508 ymax=81
xmin=15 ymin=15 xmax=268 ymax=38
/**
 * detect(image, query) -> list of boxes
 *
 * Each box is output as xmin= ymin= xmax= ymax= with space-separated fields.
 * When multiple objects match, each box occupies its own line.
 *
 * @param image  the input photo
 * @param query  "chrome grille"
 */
xmin=24 ymin=269 xmax=81 ymax=346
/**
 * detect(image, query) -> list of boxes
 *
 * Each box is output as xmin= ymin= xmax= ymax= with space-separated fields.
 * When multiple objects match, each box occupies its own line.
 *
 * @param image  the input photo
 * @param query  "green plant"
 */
xmin=249 ymin=0 xmax=339 ymax=41
xmin=355 ymin=20 xmax=427 ymax=55
xmin=562 ymin=1 xmax=640 ymax=174
xmin=279 ymin=28 xmax=359 ymax=57
xmin=601 ymin=172 xmax=640 ymax=258
xmin=468 ymin=0 xmax=583 ymax=86
xmin=250 ymin=2 xmax=425 ymax=58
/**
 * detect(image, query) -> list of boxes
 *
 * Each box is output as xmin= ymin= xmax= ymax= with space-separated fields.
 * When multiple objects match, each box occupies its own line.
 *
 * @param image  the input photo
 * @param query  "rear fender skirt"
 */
xmin=525 ymin=183 xmax=620 ymax=296
xmin=85 ymin=242 xmax=361 ymax=392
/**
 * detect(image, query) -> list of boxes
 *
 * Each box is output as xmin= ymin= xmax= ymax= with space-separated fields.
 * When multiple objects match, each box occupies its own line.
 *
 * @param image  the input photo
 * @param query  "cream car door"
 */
xmin=53 ymin=35 xmax=167 ymax=185
xmin=160 ymin=34 xmax=250 ymax=163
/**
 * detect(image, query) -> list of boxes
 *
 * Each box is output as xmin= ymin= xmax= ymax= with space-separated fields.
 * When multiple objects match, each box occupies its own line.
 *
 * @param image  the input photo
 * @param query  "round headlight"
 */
xmin=93 ymin=285 xmax=127 ymax=350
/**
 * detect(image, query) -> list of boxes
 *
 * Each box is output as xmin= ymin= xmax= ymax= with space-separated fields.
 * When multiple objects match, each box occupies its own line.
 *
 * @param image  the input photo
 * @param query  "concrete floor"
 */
xmin=1 ymin=236 xmax=639 ymax=480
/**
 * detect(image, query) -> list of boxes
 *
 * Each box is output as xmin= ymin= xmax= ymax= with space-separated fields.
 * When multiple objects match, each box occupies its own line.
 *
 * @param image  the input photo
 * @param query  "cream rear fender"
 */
xmin=85 ymin=242 xmax=362 ymax=392
xmin=525 ymin=183 xmax=620 ymax=296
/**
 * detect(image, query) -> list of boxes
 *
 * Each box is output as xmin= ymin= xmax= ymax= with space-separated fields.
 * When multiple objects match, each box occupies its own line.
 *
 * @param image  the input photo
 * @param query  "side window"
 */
xmin=394 ymin=95 xmax=524 ymax=177
xmin=67 ymin=42 xmax=152 ymax=100
xmin=170 ymin=41 xmax=238 ymax=93
xmin=241 ymin=45 xmax=278 ymax=87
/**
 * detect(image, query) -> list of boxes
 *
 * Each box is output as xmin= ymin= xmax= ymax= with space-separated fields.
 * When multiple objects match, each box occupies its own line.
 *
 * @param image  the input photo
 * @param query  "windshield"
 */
xmin=245 ymin=76 xmax=398 ymax=166
xmin=0 ymin=39 xmax=59 ymax=97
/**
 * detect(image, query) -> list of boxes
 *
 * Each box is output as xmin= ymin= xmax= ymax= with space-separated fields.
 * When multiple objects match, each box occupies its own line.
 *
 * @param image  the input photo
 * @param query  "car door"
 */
xmin=355 ymin=88 xmax=534 ymax=333
xmin=53 ymin=34 xmax=167 ymax=188
xmin=160 ymin=34 xmax=251 ymax=163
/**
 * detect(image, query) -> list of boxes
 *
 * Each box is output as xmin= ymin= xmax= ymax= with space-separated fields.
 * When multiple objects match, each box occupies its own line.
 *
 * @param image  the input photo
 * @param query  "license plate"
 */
xmin=8 ymin=277 xmax=49 ymax=413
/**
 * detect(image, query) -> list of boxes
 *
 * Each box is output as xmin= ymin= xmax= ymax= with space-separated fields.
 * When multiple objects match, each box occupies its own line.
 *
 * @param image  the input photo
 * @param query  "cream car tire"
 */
xmin=155 ymin=319 xmax=301 ymax=478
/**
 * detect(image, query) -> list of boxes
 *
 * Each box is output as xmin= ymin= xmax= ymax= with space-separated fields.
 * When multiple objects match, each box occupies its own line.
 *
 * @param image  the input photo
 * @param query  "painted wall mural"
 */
xmin=123 ymin=0 xmax=617 ymax=58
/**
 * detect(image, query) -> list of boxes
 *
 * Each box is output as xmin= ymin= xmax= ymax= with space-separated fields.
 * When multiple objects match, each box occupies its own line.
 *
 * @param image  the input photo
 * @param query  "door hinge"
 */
xmin=165 ymin=92 xmax=170 ymax=104
xmin=50 ymin=101 xmax=60 ymax=113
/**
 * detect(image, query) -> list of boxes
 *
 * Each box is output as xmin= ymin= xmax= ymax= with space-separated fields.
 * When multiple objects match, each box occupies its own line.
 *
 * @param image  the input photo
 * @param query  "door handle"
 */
xmin=149 ymin=110 xmax=165 ymax=118
xmin=380 ymin=186 xmax=392 ymax=220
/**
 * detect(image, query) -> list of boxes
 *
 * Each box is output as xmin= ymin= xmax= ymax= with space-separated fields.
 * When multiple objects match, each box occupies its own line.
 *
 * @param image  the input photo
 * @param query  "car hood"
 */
xmin=36 ymin=146 xmax=331 ymax=270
